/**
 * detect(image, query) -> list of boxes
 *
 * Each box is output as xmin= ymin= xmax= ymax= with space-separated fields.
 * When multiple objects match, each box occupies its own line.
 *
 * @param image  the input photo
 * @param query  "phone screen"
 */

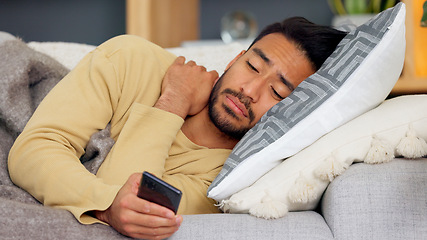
xmin=137 ymin=171 xmax=182 ymax=214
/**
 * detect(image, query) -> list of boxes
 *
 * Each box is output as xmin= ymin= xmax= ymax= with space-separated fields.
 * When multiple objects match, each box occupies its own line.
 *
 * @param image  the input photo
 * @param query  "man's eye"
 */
xmin=271 ymin=86 xmax=285 ymax=100
xmin=246 ymin=61 xmax=259 ymax=73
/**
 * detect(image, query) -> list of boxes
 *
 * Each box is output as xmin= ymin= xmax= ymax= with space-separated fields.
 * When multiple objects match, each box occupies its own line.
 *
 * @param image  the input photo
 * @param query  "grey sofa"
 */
xmin=0 ymin=31 xmax=426 ymax=240
xmin=176 ymin=159 xmax=427 ymax=239
xmin=1 ymin=158 xmax=425 ymax=239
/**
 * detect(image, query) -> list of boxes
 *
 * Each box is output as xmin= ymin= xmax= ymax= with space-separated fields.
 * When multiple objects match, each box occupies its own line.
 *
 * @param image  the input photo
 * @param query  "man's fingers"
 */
xmin=198 ymin=65 xmax=207 ymax=72
xmin=174 ymin=57 xmax=205 ymax=69
xmin=123 ymin=205 xmax=180 ymax=227
xmin=174 ymin=56 xmax=186 ymax=65
xmin=209 ymin=70 xmax=219 ymax=81
xmin=127 ymin=172 xmax=142 ymax=194
xmin=130 ymin=196 xmax=176 ymax=219
xmin=186 ymin=60 xmax=197 ymax=66
xmin=120 ymin=209 xmax=182 ymax=239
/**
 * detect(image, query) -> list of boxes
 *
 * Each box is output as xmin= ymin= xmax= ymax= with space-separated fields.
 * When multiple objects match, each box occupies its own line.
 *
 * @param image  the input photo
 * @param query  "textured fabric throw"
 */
xmin=0 ymin=32 xmax=116 ymax=238
xmin=208 ymin=3 xmax=405 ymax=201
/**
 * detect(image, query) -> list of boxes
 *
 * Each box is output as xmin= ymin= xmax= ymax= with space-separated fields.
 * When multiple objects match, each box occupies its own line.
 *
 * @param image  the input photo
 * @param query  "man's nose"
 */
xmin=240 ymin=77 xmax=266 ymax=103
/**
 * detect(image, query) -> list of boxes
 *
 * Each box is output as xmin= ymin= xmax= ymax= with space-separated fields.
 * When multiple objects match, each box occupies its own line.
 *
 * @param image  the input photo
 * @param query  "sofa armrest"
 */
xmin=0 ymin=198 xmax=125 ymax=239
xmin=321 ymin=158 xmax=427 ymax=240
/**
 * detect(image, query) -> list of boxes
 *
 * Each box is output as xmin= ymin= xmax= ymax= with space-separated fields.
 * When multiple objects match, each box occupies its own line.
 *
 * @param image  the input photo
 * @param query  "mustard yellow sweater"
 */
xmin=8 ymin=35 xmax=231 ymax=224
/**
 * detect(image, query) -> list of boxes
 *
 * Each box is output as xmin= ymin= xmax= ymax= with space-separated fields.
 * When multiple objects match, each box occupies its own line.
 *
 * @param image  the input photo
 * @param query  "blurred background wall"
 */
xmin=200 ymin=0 xmax=333 ymax=40
xmin=0 ymin=0 xmax=126 ymax=45
xmin=0 ymin=0 xmax=333 ymax=45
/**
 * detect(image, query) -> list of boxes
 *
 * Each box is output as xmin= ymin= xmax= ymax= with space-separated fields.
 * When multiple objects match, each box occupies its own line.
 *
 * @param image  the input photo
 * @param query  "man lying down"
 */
xmin=8 ymin=17 xmax=346 ymax=239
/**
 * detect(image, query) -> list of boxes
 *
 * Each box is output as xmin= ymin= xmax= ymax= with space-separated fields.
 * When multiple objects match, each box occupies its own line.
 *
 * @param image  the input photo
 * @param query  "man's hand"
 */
xmin=155 ymin=56 xmax=219 ymax=119
xmin=94 ymin=173 xmax=183 ymax=240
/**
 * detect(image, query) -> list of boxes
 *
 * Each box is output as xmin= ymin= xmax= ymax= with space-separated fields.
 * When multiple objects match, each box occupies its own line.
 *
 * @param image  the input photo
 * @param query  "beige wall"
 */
xmin=126 ymin=0 xmax=199 ymax=48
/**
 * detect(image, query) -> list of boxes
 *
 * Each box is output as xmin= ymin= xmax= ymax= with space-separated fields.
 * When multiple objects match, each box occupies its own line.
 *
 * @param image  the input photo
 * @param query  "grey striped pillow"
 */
xmin=208 ymin=3 xmax=406 ymax=201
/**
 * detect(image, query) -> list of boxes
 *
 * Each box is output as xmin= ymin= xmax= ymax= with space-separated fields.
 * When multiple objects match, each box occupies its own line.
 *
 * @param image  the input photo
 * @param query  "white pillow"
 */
xmin=27 ymin=41 xmax=96 ymax=70
xmin=27 ymin=39 xmax=248 ymax=74
xmin=167 ymin=42 xmax=248 ymax=74
xmin=220 ymin=94 xmax=427 ymax=219
xmin=207 ymin=3 xmax=406 ymax=201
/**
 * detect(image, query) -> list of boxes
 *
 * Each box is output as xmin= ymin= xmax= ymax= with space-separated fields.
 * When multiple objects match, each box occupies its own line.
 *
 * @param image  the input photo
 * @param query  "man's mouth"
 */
xmin=225 ymin=95 xmax=249 ymax=118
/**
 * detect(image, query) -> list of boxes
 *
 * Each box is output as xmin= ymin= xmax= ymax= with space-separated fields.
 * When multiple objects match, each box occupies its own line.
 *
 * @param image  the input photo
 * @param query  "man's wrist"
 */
xmin=154 ymin=92 xmax=190 ymax=119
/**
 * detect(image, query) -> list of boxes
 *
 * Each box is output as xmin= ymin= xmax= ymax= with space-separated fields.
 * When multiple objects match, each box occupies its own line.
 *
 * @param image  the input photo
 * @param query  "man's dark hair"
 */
xmin=249 ymin=17 xmax=347 ymax=71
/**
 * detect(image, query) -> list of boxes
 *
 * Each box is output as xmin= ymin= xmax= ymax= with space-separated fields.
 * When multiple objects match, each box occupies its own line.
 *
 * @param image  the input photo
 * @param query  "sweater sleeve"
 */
xmin=8 ymin=35 xmax=177 ymax=224
xmin=95 ymin=103 xmax=184 ymax=185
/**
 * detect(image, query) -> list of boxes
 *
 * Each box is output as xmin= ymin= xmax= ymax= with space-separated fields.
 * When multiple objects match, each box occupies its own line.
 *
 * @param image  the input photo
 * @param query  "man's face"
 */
xmin=208 ymin=33 xmax=315 ymax=140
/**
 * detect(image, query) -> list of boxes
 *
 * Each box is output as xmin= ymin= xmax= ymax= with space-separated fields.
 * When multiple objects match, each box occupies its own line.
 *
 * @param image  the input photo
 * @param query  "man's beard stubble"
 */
xmin=208 ymin=73 xmax=255 ymax=140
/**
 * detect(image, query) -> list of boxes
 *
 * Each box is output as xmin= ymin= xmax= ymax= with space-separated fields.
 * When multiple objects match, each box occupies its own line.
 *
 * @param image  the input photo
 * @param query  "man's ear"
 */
xmin=225 ymin=50 xmax=246 ymax=70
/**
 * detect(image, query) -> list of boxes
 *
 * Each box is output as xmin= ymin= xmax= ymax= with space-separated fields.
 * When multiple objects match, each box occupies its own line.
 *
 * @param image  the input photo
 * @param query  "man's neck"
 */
xmin=181 ymin=107 xmax=238 ymax=150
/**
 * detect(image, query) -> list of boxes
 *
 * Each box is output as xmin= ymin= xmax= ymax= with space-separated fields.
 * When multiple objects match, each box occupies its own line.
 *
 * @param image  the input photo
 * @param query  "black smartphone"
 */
xmin=137 ymin=171 xmax=182 ymax=214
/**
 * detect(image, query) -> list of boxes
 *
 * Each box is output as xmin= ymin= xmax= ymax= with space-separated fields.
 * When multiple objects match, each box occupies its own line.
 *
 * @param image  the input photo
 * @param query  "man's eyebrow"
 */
xmin=279 ymin=75 xmax=295 ymax=91
xmin=253 ymin=48 xmax=295 ymax=92
xmin=253 ymin=48 xmax=271 ymax=65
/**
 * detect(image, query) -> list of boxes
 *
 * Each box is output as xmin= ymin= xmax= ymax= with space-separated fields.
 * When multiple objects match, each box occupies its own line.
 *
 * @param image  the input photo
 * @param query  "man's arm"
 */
xmin=94 ymin=56 xmax=219 ymax=239
xmin=9 ymin=34 xmax=219 ymax=239
xmin=8 ymin=35 xmax=178 ymax=230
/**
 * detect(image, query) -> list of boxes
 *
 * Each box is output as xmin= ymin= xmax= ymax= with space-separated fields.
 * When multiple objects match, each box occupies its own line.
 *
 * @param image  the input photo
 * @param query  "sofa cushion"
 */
xmin=207 ymin=3 xmax=406 ymax=201
xmin=171 ymin=212 xmax=333 ymax=240
xmin=321 ymin=159 xmax=427 ymax=240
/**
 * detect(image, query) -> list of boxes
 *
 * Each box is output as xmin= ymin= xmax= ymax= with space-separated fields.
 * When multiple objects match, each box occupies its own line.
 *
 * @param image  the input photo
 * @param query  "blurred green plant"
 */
xmin=421 ymin=1 xmax=427 ymax=27
xmin=328 ymin=0 xmax=400 ymax=15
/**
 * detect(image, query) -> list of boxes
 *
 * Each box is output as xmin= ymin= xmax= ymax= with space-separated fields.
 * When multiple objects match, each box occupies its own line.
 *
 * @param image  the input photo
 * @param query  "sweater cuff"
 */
xmin=131 ymin=103 xmax=185 ymax=131
xmin=76 ymin=184 xmax=122 ymax=225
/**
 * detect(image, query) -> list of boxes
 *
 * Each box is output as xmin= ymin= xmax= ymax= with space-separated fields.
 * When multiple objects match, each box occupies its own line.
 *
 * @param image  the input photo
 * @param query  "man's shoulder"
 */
xmin=96 ymin=34 xmax=175 ymax=59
